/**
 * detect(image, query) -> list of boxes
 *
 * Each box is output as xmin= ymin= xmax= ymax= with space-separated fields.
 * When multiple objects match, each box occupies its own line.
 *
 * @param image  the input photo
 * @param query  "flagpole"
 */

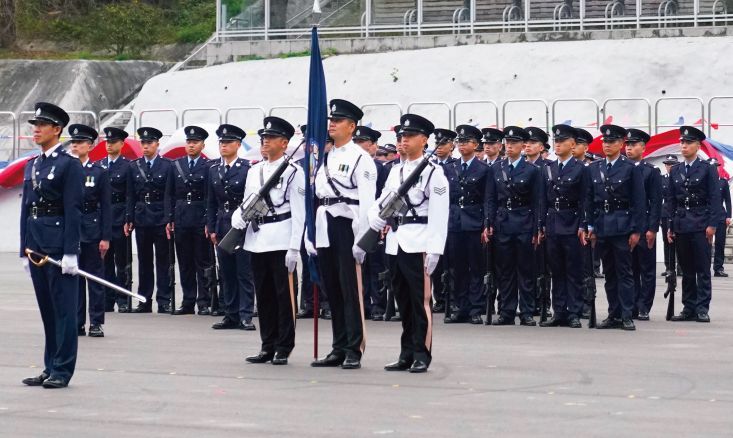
xmin=312 ymin=0 xmax=322 ymax=361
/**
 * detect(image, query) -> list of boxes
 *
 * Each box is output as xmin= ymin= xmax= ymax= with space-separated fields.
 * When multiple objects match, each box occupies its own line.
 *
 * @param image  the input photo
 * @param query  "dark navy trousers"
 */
xmin=547 ymin=234 xmax=584 ymax=319
xmin=496 ymin=232 xmax=535 ymax=319
xmin=77 ymin=241 xmax=105 ymax=326
xmin=104 ymin=225 xmax=128 ymax=308
xmin=596 ymin=234 xmax=635 ymax=319
xmin=134 ymin=225 xmax=171 ymax=306
xmin=676 ymin=231 xmax=713 ymax=314
xmin=448 ymin=230 xmax=485 ymax=316
xmin=175 ymin=226 xmax=212 ymax=309
xmin=632 ymin=239 xmax=657 ymax=314
xmin=217 ymin=246 xmax=255 ymax=322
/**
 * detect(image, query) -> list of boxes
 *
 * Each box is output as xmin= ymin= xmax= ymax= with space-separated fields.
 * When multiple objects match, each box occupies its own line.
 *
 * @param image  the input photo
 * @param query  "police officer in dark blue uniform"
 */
xmin=206 ymin=124 xmax=256 ymax=331
xmin=430 ymin=128 xmax=456 ymax=313
xmin=21 ymin=102 xmax=83 ymax=389
xmin=660 ymin=154 xmax=678 ymax=277
xmin=667 ymin=126 xmax=720 ymax=323
xmin=382 ymin=143 xmax=398 ymax=163
xmin=585 ymin=124 xmax=646 ymax=331
xmin=482 ymin=128 xmax=504 ymax=166
xmin=444 ymin=125 xmax=491 ymax=324
xmin=486 ymin=126 xmax=545 ymax=326
xmin=101 ymin=127 xmax=132 ymax=313
xmin=539 ymin=125 xmax=589 ymax=328
xmin=624 ymin=129 xmax=662 ymax=321
xmin=165 ymin=125 xmax=213 ymax=315
xmin=353 ymin=125 xmax=389 ymax=320
xmin=125 ymin=127 xmax=174 ymax=313
xmin=69 ymin=125 xmax=111 ymax=338
xmin=710 ymin=158 xmax=731 ymax=277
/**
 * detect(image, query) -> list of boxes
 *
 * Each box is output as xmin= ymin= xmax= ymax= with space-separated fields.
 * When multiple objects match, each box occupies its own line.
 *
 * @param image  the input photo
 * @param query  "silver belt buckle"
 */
xmin=458 ymin=197 xmax=464 ymax=209
xmin=144 ymin=193 xmax=151 ymax=204
xmin=506 ymin=199 xmax=512 ymax=210
xmin=603 ymin=200 xmax=610 ymax=213
xmin=396 ymin=215 xmax=404 ymax=226
xmin=223 ymin=201 xmax=230 ymax=212
xmin=554 ymin=200 xmax=560 ymax=210
xmin=685 ymin=197 xmax=690 ymax=210
xmin=186 ymin=192 xmax=192 ymax=204
xmin=31 ymin=207 xmax=38 ymax=218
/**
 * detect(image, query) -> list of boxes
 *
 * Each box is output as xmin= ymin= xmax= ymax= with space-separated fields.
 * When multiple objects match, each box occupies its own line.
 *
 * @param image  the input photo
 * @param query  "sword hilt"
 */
xmin=25 ymin=249 xmax=49 ymax=267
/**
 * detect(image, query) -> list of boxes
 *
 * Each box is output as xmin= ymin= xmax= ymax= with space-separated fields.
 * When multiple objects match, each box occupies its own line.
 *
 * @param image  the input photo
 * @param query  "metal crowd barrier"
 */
xmin=551 ymin=98 xmax=600 ymax=130
xmin=708 ymin=96 xmax=733 ymax=137
xmin=181 ymin=108 xmax=223 ymax=127
xmin=453 ymin=100 xmax=500 ymax=129
xmin=602 ymin=98 xmax=652 ymax=133
xmin=502 ymin=99 xmax=549 ymax=133
xmin=360 ymin=103 xmax=403 ymax=133
xmin=407 ymin=102 xmax=452 ymax=129
xmin=99 ymin=109 xmax=137 ymax=141
xmin=139 ymin=109 xmax=179 ymax=138
xmin=0 ymin=112 xmax=17 ymax=160
xmin=654 ymin=97 xmax=704 ymax=134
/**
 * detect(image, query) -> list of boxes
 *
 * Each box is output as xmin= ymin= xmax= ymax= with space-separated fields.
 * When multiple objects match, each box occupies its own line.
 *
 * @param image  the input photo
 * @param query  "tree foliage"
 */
xmin=86 ymin=2 xmax=161 ymax=55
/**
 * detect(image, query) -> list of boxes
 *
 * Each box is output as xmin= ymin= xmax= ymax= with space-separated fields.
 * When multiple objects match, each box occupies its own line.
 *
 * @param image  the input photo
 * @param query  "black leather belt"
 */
xmin=396 ymin=216 xmax=428 ymax=225
xmin=603 ymin=200 xmax=630 ymax=212
xmin=551 ymin=200 xmax=579 ymax=211
xmin=137 ymin=192 xmax=164 ymax=204
xmin=318 ymin=197 xmax=359 ymax=207
xmin=504 ymin=198 xmax=531 ymax=210
xmin=221 ymin=199 xmax=243 ymax=213
xmin=254 ymin=212 xmax=292 ymax=226
xmin=184 ymin=191 xmax=205 ymax=202
xmin=111 ymin=192 xmax=126 ymax=204
xmin=84 ymin=202 xmax=99 ymax=213
xmin=684 ymin=198 xmax=708 ymax=209
xmin=29 ymin=206 xmax=64 ymax=217
xmin=455 ymin=196 xmax=482 ymax=208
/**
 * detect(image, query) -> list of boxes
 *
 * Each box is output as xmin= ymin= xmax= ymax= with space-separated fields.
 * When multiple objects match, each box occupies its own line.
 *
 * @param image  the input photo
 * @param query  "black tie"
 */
xmin=509 ymin=163 xmax=514 ymax=172
xmin=559 ymin=163 xmax=564 ymax=172
xmin=226 ymin=164 xmax=231 ymax=172
xmin=607 ymin=162 xmax=612 ymax=172
xmin=439 ymin=161 xmax=444 ymax=166
xmin=462 ymin=163 xmax=467 ymax=172
xmin=686 ymin=164 xmax=691 ymax=173
xmin=146 ymin=161 xmax=151 ymax=170
xmin=189 ymin=160 xmax=194 ymax=170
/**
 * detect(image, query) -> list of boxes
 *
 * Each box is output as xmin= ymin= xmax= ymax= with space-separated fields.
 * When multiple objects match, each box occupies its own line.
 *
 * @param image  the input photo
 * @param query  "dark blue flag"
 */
xmin=304 ymin=26 xmax=327 ymax=284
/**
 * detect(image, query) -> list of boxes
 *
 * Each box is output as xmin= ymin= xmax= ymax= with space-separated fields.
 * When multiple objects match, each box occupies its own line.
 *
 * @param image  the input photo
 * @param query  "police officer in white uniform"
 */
xmin=307 ymin=99 xmax=377 ymax=370
xmin=235 ymin=117 xmax=305 ymax=365
xmin=368 ymin=114 xmax=449 ymax=373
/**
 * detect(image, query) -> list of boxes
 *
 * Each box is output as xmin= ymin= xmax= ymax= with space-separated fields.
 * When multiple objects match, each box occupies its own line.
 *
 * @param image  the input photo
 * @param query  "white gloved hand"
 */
xmin=304 ymin=237 xmax=317 ymax=257
xmin=352 ymin=244 xmax=366 ymax=264
xmin=231 ymin=207 xmax=247 ymax=230
xmin=425 ymin=253 xmax=440 ymax=276
xmin=285 ymin=248 xmax=299 ymax=273
xmin=23 ymin=258 xmax=31 ymax=277
xmin=61 ymin=254 xmax=79 ymax=275
xmin=370 ymin=215 xmax=387 ymax=232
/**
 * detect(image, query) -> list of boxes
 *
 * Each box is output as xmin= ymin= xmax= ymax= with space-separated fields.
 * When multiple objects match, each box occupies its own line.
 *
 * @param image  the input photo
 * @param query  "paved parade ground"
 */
xmin=0 ymin=253 xmax=731 ymax=437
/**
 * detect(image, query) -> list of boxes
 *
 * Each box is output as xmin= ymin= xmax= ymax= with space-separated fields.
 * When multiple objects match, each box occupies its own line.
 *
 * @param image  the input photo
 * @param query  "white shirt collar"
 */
xmin=81 ymin=159 xmax=90 ymax=167
xmin=43 ymin=143 xmax=62 ymax=158
xmin=509 ymin=156 xmax=522 ymax=168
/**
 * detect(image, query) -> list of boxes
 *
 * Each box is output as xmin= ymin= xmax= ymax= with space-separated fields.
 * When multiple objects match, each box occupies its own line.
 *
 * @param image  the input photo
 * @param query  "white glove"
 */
xmin=22 ymin=258 xmax=31 ymax=277
xmin=425 ymin=253 xmax=440 ymax=276
xmin=370 ymin=215 xmax=387 ymax=232
xmin=352 ymin=244 xmax=366 ymax=264
xmin=285 ymin=249 xmax=299 ymax=273
xmin=61 ymin=254 xmax=79 ymax=275
xmin=304 ymin=237 xmax=317 ymax=257
xmin=231 ymin=207 xmax=247 ymax=230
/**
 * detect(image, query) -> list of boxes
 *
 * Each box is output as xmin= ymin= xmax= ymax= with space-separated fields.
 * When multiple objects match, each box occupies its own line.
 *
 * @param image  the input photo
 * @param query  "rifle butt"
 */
xmin=356 ymin=228 xmax=381 ymax=253
xmin=218 ymin=227 xmax=245 ymax=255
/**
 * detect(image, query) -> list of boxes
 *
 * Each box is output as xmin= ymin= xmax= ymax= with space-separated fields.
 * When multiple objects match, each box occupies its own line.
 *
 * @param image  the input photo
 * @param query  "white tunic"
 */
xmin=314 ymin=141 xmax=377 ymax=247
xmin=242 ymin=156 xmax=306 ymax=253
xmin=368 ymin=155 xmax=449 ymax=255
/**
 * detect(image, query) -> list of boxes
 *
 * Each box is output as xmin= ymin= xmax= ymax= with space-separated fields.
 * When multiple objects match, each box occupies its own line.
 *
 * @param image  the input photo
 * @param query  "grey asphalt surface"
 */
xmin=0 ymin=252 xmax=731 ymax=438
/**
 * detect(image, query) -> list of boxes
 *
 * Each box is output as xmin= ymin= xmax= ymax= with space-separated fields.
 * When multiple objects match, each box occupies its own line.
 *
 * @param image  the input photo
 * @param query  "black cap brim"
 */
xmin=400 ymin=127 xmax=429 ymax=136
xmin=28 ymin=116 xmax=62 ymax=126
xmin=554 ymin=134 xmax=575 ymax=141
xmin=680 ymin=135 xmax=701 ymax=142
xmin=260 ymin=129 xmax=289 ymax=139
xmin=504 ymin=136 xmax=525 ymax=142
xmin=70 ymin=136 xmax=95 ymax=142
xmin=139 ymin=137 xmax=160 ymax=142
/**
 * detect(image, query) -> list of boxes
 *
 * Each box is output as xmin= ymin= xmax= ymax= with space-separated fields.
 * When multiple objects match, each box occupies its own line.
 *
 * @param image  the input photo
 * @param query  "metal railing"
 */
xmin=502 ymin=99 xmax=549 ymax=133
xmin=99 ymin=109 xmax=137 ymax=141
xmin=181 ymin=108 xmax=223 ymax=127
xmin=708 ymin=96 xmax=733 ymax=137
xmin=453 ymin=101 xmax=500 ymax=129
xmin=0 ymin=112 xmax=17 ymax=160
xmin=225 ymin=107 xmax=267 ymax=125
xmin=602 ymin=98 xmax=652 ymax=133
xmin=654 ymin=97 xmax=704 ymax=134
xmin=407 ymin=102 xmax=452 ymax=129
xmin=360 ymin=103 xmax=403 ymax=132
xmin=551 ymin=98 xmax=600 ymax=130
xmin=139 ymin=109 xmax=179 ymax=138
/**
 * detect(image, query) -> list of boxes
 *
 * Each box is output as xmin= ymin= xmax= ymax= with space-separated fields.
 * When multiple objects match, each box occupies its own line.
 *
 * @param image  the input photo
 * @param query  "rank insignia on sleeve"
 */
xmin=298 ymin=187 xmax=305 ymax=195
xmin=434 ymin=186 xmax=446 ymax=195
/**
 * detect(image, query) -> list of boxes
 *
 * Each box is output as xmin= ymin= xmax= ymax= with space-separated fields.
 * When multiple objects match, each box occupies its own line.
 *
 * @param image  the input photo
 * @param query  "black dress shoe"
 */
xmin=568 ymin=317 xmax=582 ymax=328
xmin=246 ymin=351 xmax=274 ymax=364
xmin=372 ymin=313 xmax=384 ymax=321
xmin=296 ymin=309 xmax=314 ymax=319
xmin=22 ymin=372 xmax=50 ymax=386
xmin=492 ymin=315 xmax=515 ymax=326
xmin=131 ymin=304 xmax=152 ymax=313
xmin=470 ymin=314 xmax=483 ymax=324
xmin=158 ymin=304 xmax=172 ymax=314
xmin=88 ymin=324 xmax=104 ymax=337
xmin=42 ymin=376 xmax=68 ymax=389
xmin=594 ymin=270 xmax=605 ymax=279
xmin=637 ymin=311 xmax=650 ymax=321
xmin=211 ymin=308 xmax=225 ymax=317
xmin=311 ymin=354 xmax=345 ymax=367
xmin=390 ymin=313 xmax=401 ymax=322
xmin=622 ymin=317 xmax=636 ymax=331
xmin=520 ymin=316 xmax=537 ymax=326
xmin=384 ymin=359 xmax=411 ymax=371
xmin=212 ymin=317 xmax=240 ymax=330
xmin=580 ymin=309 xmax=590 ymax=319
xmin=173 ymin=306 xmax=195 ymax=315
xmin=540 ymin=316 xmax=566 ymax=327
xmin=596 ymin=317 xmax=622 ymax=329
xmin=198 ymin=306 xmax=211 ymax=316
xmin=321 ymin=310 xmax=332 ymax=320
xmin=271 ymin=352 xmax=288 ymax=365
xmin=241 ymin=320 xmax=256 ymax=331
xmin=409 ymin=360 xmax=428 ymax=373
xmin=697 ymin=313 xmax=710 ymax=323
xmin=78 ymin=325 xmax=86 ymax=336
xmin=661 ymin=270 xmax=669 ymax=277
xmin=714 ymin=270 xmax=728 ymax=277
xmin=432 ymin=302 xmax=445 ymax=313
xmin=118 ymin=304 xmax=130 ymax=313
xmin=341 ymin=356 xmax=361 ymax=369
xmin=446 ymin=313 xmax=469 ymax=324
xmin=671 ymin=311 xmax=697 ymax=322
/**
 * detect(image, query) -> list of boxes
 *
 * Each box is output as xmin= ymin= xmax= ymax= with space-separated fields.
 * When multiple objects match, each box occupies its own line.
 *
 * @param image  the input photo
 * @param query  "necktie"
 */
xmin=189 ymin=160 xmax=194 ymax=170
xmin=226 ymin=164 xmax=231 ymax=172
xmin=559 ymin=163 xmax=564 ymax=172
xmin=509 ymin=163 xmax=514 ymax=172
xmin=439 ymin=161 xmax=444 ymax=166
xmin=686 ymin=164 xmax=691 ymax=173
xmin=607 ymin=162 xmax=612 ymax=172
xmin=462 ymin=163 xmax=467 ymax=172
xmin=146 ymin=161 xmax=151 ymax=170
xmin=40 ymin=153 xmax=46 ymax=162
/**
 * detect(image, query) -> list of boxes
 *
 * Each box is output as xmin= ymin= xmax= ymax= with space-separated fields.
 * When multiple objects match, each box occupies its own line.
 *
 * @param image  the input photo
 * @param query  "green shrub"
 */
xmin=176 ymin=18 xmax=216 ymax=43
xmin=86 ymin=2 xmax=162 ymax=56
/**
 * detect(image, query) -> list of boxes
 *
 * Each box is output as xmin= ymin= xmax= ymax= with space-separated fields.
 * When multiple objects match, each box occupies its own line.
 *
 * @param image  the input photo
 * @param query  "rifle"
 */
xmin=664 ymin=239 xmax=676 ymax=321
xmin=584 ymin=241 xmax=597 ymax=328
xmin=483 ymin=238 xmax=496 ymax=325
xmin=168 ymin=231 xmax=176 ymax=315
xmin=125 ymin=215 xmax=133 ymax=310
xmin=218 ymin=143 xmax=303 ymax=254
xmin=203 ymin=242 xmax=220 ymax=313
xmin=380 ymin=269 xmax=396 ymax=321
xmin=356 ymin=149 xmax=437 ymax=253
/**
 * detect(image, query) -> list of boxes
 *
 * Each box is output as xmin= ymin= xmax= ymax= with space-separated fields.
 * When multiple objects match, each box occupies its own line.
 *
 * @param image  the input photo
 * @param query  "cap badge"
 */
xmin=628 ymin=133 xmax=632 ymax=138
xmin=509 ymin=130 xmax=513 ymax=136
xmin=356 ymin=130 xmax=360 ymax=136
xmin=606 ymin=129 xmax=610 ymax=135
xmin=556 ymin=129 xmax=560 ymax=135
xmin=223 ymin=128 xmax=227 ymax=134
xmin=461 ymin=129 xmax=465 ymax=135
xmin=35 ymin=108 xmax=41 ymax=116
xmin=73 ymin=128 xmax=78 ymax=135
xmin=684 ymin=129 xmax=689 ymax=135
xmin=331 ymin=105 xmax=336 ymax=112
xmin=405 ymin=119 xmax=411 ymax=127
xmin=266 ymin=122 xmax=272 ymax=129
xmin=144 ymin=130 xmax=148 ymax=136
xmin=190 ymin=128 xmax=194 ymax=134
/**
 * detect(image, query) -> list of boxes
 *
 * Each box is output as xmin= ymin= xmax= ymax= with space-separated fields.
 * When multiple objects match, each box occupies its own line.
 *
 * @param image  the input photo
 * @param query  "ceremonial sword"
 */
xmin=25 ymin=249 xmax=147 ymax=303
